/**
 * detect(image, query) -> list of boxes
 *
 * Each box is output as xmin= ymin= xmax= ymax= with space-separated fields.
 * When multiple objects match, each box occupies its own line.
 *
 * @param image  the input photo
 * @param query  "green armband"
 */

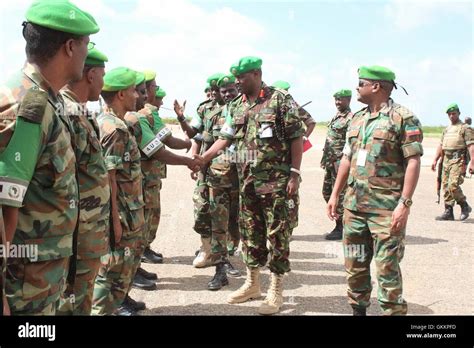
xmin=0 ymin=117 xmax=42 ymax=207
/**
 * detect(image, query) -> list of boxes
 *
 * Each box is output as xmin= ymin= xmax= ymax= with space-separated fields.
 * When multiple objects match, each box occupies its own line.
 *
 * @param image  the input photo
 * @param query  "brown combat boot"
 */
xmin=193 ymin=237 xmax=213 ymax=268
xmin=258 ymin=272 xmax=284 ymax=315
xmin=227 ymin=267 xmax=261 ymax=304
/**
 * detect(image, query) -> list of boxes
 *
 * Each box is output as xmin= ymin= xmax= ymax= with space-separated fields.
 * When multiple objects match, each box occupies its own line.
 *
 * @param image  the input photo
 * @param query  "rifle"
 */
xmin=0 ymin=206 xmax=11 ymax=315
xmin=436 ymin=158 xmax=443 ymax=204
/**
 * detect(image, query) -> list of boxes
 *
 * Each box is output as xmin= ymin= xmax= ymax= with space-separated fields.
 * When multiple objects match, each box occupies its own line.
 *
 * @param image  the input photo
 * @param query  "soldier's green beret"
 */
xmin=217 ymin=75 xmax=236 ymax=88
xmin=333 ymin=89 xmax=352 ymax=98
xmin=230 ymin=56 xmax=263 ymax=76
xmin=272 ymin=80 xmax=291 ymax=91
xmin=25 ymin=0 xmax=100 ymax=36
xmin=102 ymin=67 xmax=136 ymax=92
xmin=84 ymin=47 xmax=108 ymax=67
xmin=155 ymin=87 xmax=166 ymax=98
xmin=446 ymin=103 xmax=460 ymax=113
xmin=143 ymin=70 xmax=157 ymax=82
xmin=358 ymin=65 xmax=395 ymax=82
xmin=207 ymin=73 xmax=226 ymax=87
xmin=135 ymin=71 xmax=146 ymax=86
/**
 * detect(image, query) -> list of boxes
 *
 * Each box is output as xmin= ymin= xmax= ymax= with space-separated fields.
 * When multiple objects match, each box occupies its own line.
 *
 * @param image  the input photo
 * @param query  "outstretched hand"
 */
xmin=174 ymin=99 xmax=186 ymax=118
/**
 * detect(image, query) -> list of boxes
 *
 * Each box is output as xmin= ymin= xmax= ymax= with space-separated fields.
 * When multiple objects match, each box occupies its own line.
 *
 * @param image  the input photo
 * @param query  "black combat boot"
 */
xmin=132 ymin=272 xmax=157 ymax=291
xmin=141 ymin=247 xmax=163 ymax=264
xmin=207 ymin=263 xmax=229 ymax=291
xmin=460 ymin=202 xmax=472 ymax=221
xmin=435 ymin=205 xmax=454 ymax=221
xmin=115 ymin=304 xmax=136 ymax=316
xmin=325 ymin=219 xmax=343 ymax=240
xmin=137 ymin=267 xmax=158 ymax=281
xmin=124 ymin=294 xmax=146 ymax=311
xmin=352 ymin=306 xmax=367 ymax=316
xmin=223 ymin=261 xmax=241 ymax=278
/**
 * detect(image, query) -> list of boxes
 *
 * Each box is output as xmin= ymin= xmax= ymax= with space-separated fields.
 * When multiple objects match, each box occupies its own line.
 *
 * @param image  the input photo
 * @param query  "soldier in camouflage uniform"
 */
xmin=173 ymin=74 xmax=227 ymax=269
xmin=432 ymin=104 xmax=474 ymax=221
xmin=0 ymin=1 xmax=98 ymax=315
xmin=199 ymin=57 xmax=304 ymax=315
xmin=57 ymin=46 xmax=111 ymax=315
xmin=327 ymin=66 xmax=423 ymax=316
xmin=321 ymin=89 xmax=353 ymax=240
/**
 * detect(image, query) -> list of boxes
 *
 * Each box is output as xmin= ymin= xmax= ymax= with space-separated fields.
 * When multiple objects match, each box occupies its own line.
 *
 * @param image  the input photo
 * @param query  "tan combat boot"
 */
xmin=227 ymin=267 xmax=261 ymax=304
xmin=193 ymin=237 xmax=213 ymax=268
xmin=258 ymin=272 xmax=284 ymax=315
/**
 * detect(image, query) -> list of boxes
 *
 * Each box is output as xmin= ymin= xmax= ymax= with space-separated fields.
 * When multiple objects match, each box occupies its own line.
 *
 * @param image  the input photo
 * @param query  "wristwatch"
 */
xmin=399 ymin=197 xmax=413 ymax=208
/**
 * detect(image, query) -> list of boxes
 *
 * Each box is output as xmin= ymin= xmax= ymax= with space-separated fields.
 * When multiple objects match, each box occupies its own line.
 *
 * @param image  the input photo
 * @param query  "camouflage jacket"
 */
xmin=97 ymin=108 xmax=145 ymax=234
xmin=125 ymin=110 xmax=166 ymax=208
xmin=0 ymin=63 xmax=78 ymax=261
xmin=298 ymin=106 xmax=316 ymax=129
xmin=342 ymin=99 xmax=423 ymax=214
xmin=321 ymin=108 xmax=353 ymax=168
xmin=220 ymin=83 xmax=304 ymax=194
xmin=62 ymin=88 xmax=110 ymax=258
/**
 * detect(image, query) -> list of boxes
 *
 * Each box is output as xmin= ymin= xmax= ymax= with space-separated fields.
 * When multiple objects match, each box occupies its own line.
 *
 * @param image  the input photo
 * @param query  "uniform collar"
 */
xmin=23 ymin=62 xmax=60 ymax=103
xmin=241 ymin=82 xmax=269 ymax=104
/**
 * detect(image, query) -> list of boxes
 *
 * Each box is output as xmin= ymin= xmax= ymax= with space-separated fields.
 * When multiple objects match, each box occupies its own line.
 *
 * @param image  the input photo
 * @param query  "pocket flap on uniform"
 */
xmin=368 ymin=176 xmax=402 ymax=190
xmin=347 ymin=129 xmax=360 ymax=138
xmin=373 ymin=129 xmax=397 ymax=141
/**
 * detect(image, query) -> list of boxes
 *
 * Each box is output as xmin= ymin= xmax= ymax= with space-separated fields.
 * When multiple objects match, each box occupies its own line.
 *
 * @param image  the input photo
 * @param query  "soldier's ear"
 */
xmin=64 ymin=39 xmax=75 ymax=58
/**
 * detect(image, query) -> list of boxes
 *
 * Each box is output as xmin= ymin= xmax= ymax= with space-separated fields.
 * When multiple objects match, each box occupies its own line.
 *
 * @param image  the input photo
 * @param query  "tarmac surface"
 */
xmin=131 ymin=126 xmax=473 ymax=315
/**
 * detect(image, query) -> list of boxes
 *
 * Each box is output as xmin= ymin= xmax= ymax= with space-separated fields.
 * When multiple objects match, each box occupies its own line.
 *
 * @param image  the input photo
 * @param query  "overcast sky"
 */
xmin=0 ymin=0 xmax=472 ymax=125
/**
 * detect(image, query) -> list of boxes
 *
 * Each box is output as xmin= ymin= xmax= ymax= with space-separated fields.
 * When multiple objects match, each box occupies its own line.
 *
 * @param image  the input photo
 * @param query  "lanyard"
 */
xmin=361 ymin=112 xmax=380 ymax=147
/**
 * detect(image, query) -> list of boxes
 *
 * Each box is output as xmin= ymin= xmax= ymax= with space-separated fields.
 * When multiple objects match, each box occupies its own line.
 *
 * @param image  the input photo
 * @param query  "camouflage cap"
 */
xmin=85 ymin=46 xmax=108 ymax=67
xmin=272 ymin=80 xmax=291 ymax=91
xmin=217 ymin=75 xmax=236 ymax=88
xmin=207 ymin=73 xmax=226 ymax=87
xmin=333 ymin=89 xmax=352 ymax=98
xmin=155 ymin=87 xmax=166 ymax=98
xmin=102 ymin=67 xmax=136 ymax=92
xmin=25 ymin=0 xmax=100 ymax=36
xmin=446 ymin=103 xmax=460 ymax=113
xmin=143 ymin=70 xmax=157 ymax=82
xmin=230 ymin=56 xmax=263 ymax=76
xmin=135 ymin=71 xmax=146 ymax=85
xmin=358 ymin=65 xmax=395 ymax=82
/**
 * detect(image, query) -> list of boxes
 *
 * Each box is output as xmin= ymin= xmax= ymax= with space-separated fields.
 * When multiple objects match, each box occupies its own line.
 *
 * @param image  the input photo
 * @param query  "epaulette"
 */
xmin=17 ymin=87 xmax=48 ymax=124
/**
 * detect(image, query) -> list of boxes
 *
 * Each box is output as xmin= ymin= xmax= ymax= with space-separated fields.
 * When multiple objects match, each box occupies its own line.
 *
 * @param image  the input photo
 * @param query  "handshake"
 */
xmin=187 ymin=154 xmax=205 ymax=172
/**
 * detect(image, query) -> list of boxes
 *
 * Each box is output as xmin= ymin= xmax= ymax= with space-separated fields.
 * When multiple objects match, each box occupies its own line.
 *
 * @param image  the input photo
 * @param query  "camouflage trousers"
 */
xmin=91 ymin=232 xmax=141 ymax=315
xmin=208 ymin=185 xmax=240 ymax=264
xmin=288 ymin=191 xmax=300 ymax=236
xmin=57 ymin=257 xmax=102 ymax=315
xmin=240 ymin=185 xmax=292 ymax=274
xmin=144 ymin=179 xmax=162 ymax=247
xmin=193 ymin=178 xmax=211 ymax=237
xmin=322 ymin=163 xmax=345 ymax=218
xmin=343 ymin=209 xmax=407 ymax=315
xmin=5 ymin=257 xmax=68 ymax=315
xmin=442 ymin=157 xmax=467 ymax=206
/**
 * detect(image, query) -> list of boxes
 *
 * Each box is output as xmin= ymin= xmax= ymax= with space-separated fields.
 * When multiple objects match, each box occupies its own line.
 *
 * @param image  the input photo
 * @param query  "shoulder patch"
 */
xmin=17 ymin=88 xmax=49 ymax=124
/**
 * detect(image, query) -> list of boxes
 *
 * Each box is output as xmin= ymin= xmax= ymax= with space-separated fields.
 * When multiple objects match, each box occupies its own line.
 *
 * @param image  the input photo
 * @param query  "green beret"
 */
xmin=217 ymin=75 xmax=236 ymax=88
xmin=102 ymin=67 xmax=136 ymax=92
xmin=272 ymin=80 xmax=290 ymax=91
xmin=230 ymin=56 xmax=263 ymax=76
xmin=85 ymin=47 xmax=108 ymax=67
xmin=207 ymin=73 xmax=226 ymax=87
xmin=333 ymin=89 xmax=352 ymax=98
xmin=25 ymin=0 xmax=100 ymax=36
xmin=143 ymin=70 xmax=157 ymax=82
xmin=358 ymin=65 xmax=396 ymax=82
xmin=446 ymin=103 xmax=460 ymax=113
xmin=135 ymin=71 xmax=146 ymax=86
xmin=155 ymin=87 xmax=166 ymax=98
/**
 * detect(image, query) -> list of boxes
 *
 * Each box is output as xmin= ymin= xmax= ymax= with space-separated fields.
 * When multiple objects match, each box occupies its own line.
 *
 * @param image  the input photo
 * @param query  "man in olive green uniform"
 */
xmin=321 ymin=89 xmax=353 ymax=240
xmin=0 ymin=0 xmax=98 ymax=315
xmin=57 ymin=46 xmax=111 ymax=315
xmin=200 ymin=57 xmax=304 ymax=315
xmin=327 ymin=66 xmax=423 ymax=316
xmin=432 ymin=104 xmax=474 ymax=221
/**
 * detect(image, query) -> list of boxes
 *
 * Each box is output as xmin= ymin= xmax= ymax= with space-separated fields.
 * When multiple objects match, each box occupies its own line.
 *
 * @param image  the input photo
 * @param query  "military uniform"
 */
xmin=321 ymin=108 xmax=353 ymax=216
xmin=342 ymin=98 xmax=423 ymax=315
xmin=57 ymin=88 xmax=111 ymax=315
xmin=0 ymin=63 xmax=79 ymax=315
xmin=92 ymin=108 xmax=145 ymax=315
xmin=440 ymin=120 xmax=473 ymax=207
xmin=220 ymin=83 xmax=303 ymax=274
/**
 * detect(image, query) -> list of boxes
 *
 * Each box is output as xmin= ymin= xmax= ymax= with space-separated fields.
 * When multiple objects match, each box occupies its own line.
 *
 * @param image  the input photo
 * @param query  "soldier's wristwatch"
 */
xmin=399 ymin=197 xmax=413 ymax=208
